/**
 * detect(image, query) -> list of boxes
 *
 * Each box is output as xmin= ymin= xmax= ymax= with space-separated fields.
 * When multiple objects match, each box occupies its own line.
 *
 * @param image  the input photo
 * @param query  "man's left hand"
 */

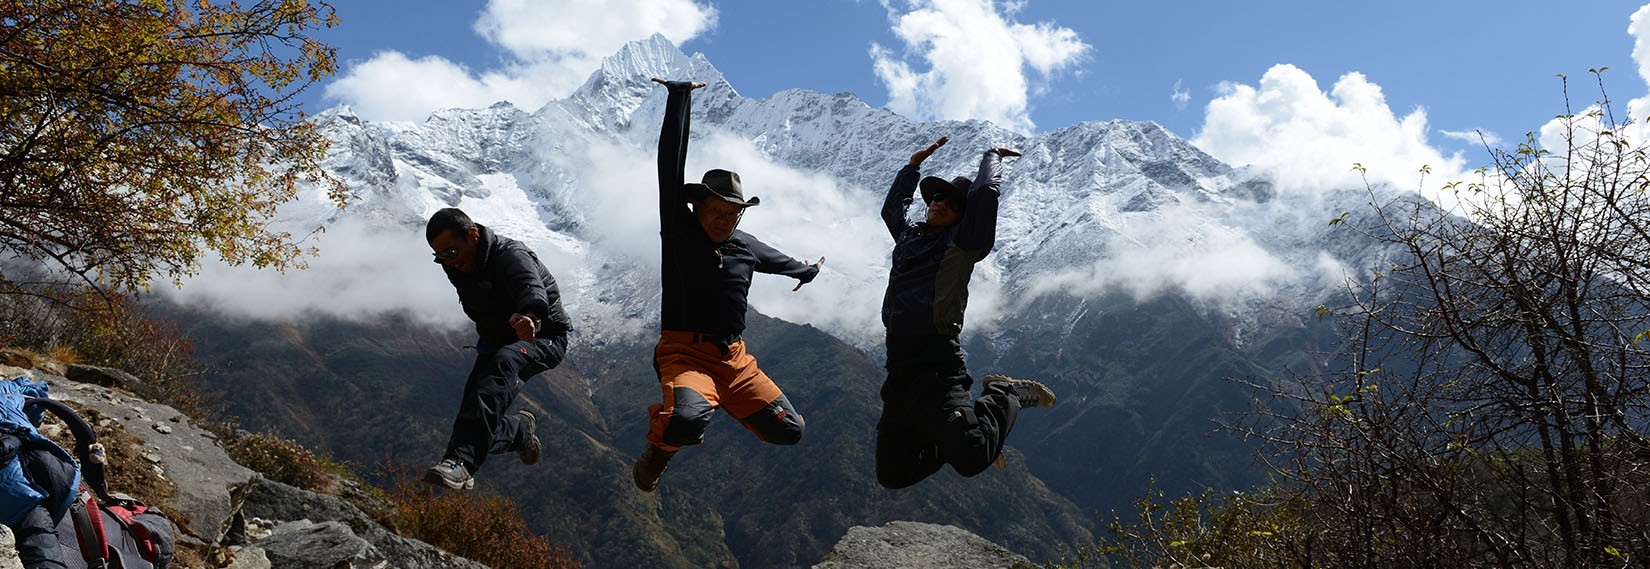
xmin=793 ymin=256 xmax=826 ymax=292
xmin=509 ymin=313 xmax=538 ymax=341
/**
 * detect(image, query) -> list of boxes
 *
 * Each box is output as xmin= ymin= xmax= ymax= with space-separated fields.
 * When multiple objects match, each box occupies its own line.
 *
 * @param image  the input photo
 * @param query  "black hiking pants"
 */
xmin=444 ymin=333 xmax=567 ymax=472
xmin=876 ymin=337 xmax=1020 ymax=489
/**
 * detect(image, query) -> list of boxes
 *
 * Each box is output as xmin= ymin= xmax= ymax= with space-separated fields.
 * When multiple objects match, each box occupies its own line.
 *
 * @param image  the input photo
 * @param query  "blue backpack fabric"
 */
xmin=0 ymin=375 xmax=176 ymax=569
xmin=0 ymin=377 xmax=79 ymax=526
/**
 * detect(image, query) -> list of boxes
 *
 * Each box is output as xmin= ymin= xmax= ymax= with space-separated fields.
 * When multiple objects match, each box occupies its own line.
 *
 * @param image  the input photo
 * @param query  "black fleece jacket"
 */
xmin=437 ymin=224 xmax=571 ymax=347
xmin=656 ymin=81 xmax=818 ymax=335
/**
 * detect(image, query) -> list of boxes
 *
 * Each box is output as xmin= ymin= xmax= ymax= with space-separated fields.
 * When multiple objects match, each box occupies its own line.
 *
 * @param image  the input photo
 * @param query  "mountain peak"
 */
xmin=562 ymin=34 xmax=732 ymax=132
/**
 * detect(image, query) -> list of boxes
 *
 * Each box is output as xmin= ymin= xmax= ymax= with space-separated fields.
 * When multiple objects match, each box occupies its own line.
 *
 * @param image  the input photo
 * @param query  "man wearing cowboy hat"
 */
xmin=633 ymin=78 xmax=823 ymax=492
xmin=875 ymin=136 xmax=1056 ymax=489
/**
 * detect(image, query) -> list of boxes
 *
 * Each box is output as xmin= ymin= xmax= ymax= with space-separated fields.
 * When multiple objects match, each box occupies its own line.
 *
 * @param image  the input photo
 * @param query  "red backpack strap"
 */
xmin=70 ymin=490 xmax=110 ymax=568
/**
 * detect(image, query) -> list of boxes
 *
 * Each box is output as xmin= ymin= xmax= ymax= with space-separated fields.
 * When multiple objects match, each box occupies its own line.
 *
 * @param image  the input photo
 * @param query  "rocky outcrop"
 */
xmin=40 ymin=369 xmax=258 ymax=544
xmin=231 ymin=478 xmax=484 ymax=569
xmin=812 ymin=521 xmax=1038 ymax=569
xmin=0 ymin=361 xmax=480 ymax=568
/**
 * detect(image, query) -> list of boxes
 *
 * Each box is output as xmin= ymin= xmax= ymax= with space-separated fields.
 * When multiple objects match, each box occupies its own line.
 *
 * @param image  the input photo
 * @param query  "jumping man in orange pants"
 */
xmin=633 ymin=78 xmax=823 ymax=492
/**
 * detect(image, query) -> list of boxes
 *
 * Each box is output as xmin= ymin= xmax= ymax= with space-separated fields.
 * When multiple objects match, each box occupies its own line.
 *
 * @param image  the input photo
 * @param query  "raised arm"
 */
xmin=654 ymin=78 xmax=706 ymax=233
xmin=883 ymin=136 xmax=948 ymax=239
xmin=951 ymin=147 xmax=1018 ymax=255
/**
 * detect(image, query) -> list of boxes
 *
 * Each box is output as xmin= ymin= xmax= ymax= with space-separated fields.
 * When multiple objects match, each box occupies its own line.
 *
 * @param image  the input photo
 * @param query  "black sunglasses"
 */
xmin=433 ymin=247 xmax=460 ymax=260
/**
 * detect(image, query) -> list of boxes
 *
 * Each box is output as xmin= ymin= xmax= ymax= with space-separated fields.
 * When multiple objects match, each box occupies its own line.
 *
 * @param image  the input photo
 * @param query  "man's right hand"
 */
xmin=652 ymin=77 xmax=707 ymax=90
xmin=909 ymin=136 xmax=949 ymax=166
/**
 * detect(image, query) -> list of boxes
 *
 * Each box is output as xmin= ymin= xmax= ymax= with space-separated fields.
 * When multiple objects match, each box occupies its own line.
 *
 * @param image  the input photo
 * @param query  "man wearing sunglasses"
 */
xmin=875 ymin=136 xmax=1056 ymax=490
xmin=423 ymin=207 xmax=571 ymax=490
xmin=633 ymin=78 xmax=823 ymax=492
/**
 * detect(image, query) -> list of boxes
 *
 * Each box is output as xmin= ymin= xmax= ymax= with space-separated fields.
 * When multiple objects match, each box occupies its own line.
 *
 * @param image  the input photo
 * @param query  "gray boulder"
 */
xmin=813 ymin=521 xmax=1038 ymax=569
xmin=254 ymin=520 xmax=387 ymax=569
xmin=238 ymin=478 xmax=484 ymax=569
xmin=39 ymin=371 xmax=259 ymax=544
xmin=0 ymin=526 xmax=23 ymax=569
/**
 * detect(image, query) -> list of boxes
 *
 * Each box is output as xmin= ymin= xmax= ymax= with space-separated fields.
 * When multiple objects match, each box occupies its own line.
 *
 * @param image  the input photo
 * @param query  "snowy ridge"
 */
xmin=281 ymin=34 xmax=1375 ymax=349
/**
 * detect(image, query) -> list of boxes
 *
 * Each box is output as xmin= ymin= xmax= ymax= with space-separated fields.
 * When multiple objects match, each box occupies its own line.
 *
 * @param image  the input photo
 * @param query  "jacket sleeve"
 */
xmin=882 ymin=164 xmax=921 ymax=239
xmin=658 ymin=82 xmax=697 ymax=240
xmin=951 ymin=150 xmax=1002 ymax=256
xmin=499 ymin=245 xmax=552 ymax=322
xmin=746 ymin=235 xmax=819 ymax=284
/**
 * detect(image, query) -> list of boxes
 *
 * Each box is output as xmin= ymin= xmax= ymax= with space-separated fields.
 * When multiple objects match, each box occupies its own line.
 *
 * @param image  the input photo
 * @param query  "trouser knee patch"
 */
xmin=661 ymin=388 xmax=714 ymax=447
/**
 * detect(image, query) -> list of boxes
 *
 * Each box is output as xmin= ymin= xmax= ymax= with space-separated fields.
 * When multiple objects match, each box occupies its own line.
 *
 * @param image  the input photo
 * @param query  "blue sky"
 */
xmin=311 ymin=0 xmax=1650 ymax=150
xmin=309 ymin=1 xmax=1650 ymax=175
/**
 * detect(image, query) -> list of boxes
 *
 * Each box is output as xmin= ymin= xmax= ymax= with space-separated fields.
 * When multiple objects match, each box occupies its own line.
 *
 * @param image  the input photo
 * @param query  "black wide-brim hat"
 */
xmin=919 ymin=175 xmax=971 ymax=209
xmin=684 ymin=168 xmax=760 ymax=207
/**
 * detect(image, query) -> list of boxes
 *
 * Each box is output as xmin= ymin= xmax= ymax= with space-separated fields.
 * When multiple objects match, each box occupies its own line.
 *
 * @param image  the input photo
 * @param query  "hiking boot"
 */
xmin=517 ymin=409 xmax=542 ymax=466
xmin=983 ymin=374 xmax=1057 ymax=408
xmin=424 ymin=458 xmax=474 ymax=490
xmin=633 ymin=443 xmax=676 ymax=493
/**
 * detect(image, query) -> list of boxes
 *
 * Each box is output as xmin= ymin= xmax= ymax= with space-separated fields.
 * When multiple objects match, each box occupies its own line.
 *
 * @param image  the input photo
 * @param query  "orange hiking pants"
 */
xmin=646 ymin=330 xmax=805 ymax=451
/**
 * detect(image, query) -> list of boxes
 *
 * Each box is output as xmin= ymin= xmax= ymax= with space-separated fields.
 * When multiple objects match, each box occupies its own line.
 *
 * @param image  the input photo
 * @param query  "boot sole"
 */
xmin=423 ymin=469 xmax=475 ymax=490
xmin=982 ymin=375 xmax=1057 ymax=407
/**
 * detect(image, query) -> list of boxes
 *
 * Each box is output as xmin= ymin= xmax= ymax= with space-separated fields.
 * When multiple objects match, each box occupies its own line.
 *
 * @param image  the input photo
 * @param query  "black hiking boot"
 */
xmin=983 ymin=374 xmax=1057 ymax=409
xmin=517 ymin=409 xmax=541 ymax=466
xmin=424 ymin=458 xmax=474 ymax=490
xmin=633 ymin=443 xmax=676 ymax=493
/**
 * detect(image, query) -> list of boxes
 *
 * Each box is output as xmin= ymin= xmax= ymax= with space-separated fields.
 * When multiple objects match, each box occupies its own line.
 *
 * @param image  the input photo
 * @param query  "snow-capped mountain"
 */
xmin=282 ymin=34 xmax=1375 ymax=350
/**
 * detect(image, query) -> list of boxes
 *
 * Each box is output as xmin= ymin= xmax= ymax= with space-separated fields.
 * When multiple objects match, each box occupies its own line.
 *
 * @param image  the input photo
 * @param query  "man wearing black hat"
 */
xmin=875 ymin=136 xmax=1056 ymax=489
xmin=634 ymin=78 xmax=823 ymax=492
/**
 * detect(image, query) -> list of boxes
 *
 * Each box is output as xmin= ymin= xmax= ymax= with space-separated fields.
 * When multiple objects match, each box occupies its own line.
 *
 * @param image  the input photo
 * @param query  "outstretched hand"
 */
xmin=909 ymin=136 xmax=949 ymax=166
xmin=793 ymin=256 xmax=826 ymax=292
xmin=651 ymin=77 xmax=707 ymax=90
xmin=993 ymin=147 xmax=1022 ymax=158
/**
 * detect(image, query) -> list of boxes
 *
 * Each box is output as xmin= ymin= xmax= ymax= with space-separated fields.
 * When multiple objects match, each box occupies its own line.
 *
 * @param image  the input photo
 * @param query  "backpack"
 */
xmin=0 ymin=376 xmax=176 ymax=569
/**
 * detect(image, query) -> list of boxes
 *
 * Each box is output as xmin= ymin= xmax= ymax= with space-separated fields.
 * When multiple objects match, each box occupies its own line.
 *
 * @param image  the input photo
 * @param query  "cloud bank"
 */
xmin=870 ymin=0 xmax=1089 ymax=133
xmin=324 ymin=0 xmax=717 ymax=122
xmin=1192 ymin=64 xmax=1470 ymax=198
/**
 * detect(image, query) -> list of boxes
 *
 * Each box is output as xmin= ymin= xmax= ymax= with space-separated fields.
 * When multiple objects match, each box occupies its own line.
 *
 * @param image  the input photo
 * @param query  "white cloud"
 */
xmin=1171 ymin=79 xmax=1190 ymax=110
xmin=1191 ymin=64 xmax=1469 ymax=199
xmin=161 ymin=218 xmax=467 ymax=327
xmin=1021 ymin=213 xmax=1295 ymax=308
xmin=1625 ymin=3 xmax=1650 ymax=144
xmin=324 ymin=0 xmax=716 ymax=122
xmin=870 ymin=0 xmax=1089 ymax=133
xmin=1438 ymin=128 xmax=1502 ymax=148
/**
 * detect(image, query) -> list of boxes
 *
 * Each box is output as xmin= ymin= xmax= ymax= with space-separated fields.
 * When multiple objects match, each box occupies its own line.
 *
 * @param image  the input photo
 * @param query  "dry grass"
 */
xmin=224 ymin=431 xmax=342 ymax=494
xmin=387 ymin=468 xmax=580 ymax=569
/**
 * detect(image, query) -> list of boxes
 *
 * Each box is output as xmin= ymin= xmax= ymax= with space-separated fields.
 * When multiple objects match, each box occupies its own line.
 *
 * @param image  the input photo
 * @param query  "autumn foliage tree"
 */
xmin=0 ymin=0 xmax=348 ymax=305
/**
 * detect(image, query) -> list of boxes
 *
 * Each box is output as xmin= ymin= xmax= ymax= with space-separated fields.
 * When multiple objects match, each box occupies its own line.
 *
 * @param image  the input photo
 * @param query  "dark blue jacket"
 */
xmin=656 ymin=82 xmax=818 ymax=335
xmin=881 ymin=150 xmax=1004 ymax=347
xmin=438 ymin=224 xmax=571 ymax=347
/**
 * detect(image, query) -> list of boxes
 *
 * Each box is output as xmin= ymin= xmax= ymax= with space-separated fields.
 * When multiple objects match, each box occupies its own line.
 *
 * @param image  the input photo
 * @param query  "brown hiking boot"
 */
xmin=983 ymin=374 xmax=1057 ymax=408
xmin=517 ymin=409 xmax=541 ymax=465
xmin=633 ymin=443 xmax=676 ymax=493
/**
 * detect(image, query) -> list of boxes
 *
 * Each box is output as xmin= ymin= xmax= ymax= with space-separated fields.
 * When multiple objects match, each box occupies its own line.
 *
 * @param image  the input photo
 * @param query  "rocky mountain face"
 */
xmin=166 ymin=34 xmax=1411 ymax=568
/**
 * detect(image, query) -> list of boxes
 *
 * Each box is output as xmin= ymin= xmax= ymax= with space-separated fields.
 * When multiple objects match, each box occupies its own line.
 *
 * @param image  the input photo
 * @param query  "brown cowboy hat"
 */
xmin=683 ymin=169 xmax=761 ymax=207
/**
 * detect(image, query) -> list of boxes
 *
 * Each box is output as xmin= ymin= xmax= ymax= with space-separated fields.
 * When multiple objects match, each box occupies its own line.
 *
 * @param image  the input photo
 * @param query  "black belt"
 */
xmin=692 ymin=332 xmax=742 ymax=346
